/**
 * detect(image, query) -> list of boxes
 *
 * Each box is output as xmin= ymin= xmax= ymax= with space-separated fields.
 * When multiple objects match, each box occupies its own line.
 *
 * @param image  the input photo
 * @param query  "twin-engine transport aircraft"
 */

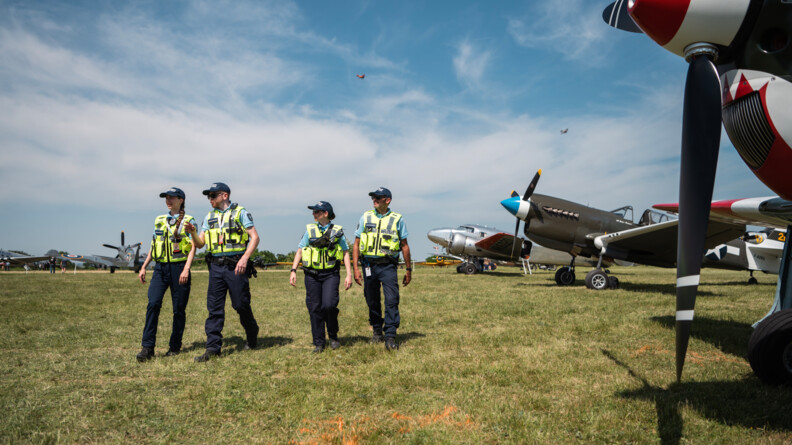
xmin=427 ymin=224 xmax=615 ymax=275
xmin=500 ymin=171 xmax=747 ymax=290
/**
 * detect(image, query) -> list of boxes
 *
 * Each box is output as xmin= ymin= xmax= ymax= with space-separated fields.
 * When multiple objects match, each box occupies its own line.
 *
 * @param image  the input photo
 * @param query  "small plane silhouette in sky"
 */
xmin=356 ymin=74 xmax=365 ymax=79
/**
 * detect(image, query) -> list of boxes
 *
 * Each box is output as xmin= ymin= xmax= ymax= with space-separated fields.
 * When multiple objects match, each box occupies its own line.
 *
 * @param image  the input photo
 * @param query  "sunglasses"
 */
xmin=371 ymin=195 xmax=387 ymax=200
xmin=207 ymin=192 xmax=220 ymax=199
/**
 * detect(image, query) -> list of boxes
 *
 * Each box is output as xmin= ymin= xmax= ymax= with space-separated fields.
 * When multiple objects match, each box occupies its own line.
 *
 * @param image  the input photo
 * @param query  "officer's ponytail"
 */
xmin=173 ymin=200 xmax=186 ymax=241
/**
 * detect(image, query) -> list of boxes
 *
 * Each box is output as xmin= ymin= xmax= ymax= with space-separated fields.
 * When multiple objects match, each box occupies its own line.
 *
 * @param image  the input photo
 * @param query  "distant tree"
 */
xmin=276 ymin=251 xmax=296 ymax=263
xmin=254 ymin=250 xmax=277 ymax=264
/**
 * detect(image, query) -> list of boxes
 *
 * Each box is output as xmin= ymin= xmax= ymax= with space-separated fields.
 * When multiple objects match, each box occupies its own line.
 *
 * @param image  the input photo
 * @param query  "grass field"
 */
xmin=2 ymin=265 xmax=792 ymax=444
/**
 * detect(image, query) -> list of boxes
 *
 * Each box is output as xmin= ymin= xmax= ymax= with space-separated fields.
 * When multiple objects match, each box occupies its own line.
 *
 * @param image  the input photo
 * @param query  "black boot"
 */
xmin=136 ymin=347 xmax=154 ymax=362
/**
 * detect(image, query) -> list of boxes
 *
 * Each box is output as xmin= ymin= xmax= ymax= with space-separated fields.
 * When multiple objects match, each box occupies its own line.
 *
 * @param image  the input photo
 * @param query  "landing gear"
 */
xmin=461 ymin=262 xmax=477 ymax=275
xmin=748 ymin=271 xmax=758 ymax=285
xmin=555 ymin=266 xmax=575 ymax=286
xmin=584 ymin=269 xmax=609 ymax=290
xmin=110 ymin=266 xmax=117 ymax=274
xmin=748 ymin=309 xmax=792 ymax=385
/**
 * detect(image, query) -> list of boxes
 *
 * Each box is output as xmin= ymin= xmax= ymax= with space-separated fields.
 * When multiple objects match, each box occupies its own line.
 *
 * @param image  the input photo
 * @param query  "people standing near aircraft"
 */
xmin=289 ymin=201 xmax=353 ymax=353
xmin=136 ymin=187 xmax=197 ymax=362
xmin=48 ymin=256 xmax=56 ymax=274
xmin=352 ymin=187 xmax=411 ymax=351
xmin=60 ymin=259 xmax=67 ymax=273
xmin=187 ymin=182 xmax=260 ymax=362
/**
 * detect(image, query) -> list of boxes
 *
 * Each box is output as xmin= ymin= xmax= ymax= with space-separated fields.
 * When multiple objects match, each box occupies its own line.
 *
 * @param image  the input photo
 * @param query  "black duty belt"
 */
xmin=208 ymin=255 xmax=242 ymax=266
xmin=364 ymin=257 xmax=396 ymax=265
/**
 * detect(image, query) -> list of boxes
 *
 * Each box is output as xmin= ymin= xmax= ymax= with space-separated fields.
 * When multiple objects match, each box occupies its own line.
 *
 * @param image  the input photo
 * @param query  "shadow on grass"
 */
xmin=186 ymin=335 xmax=294 ymax=354
xmin=602 ymin=349 xmax=792 ymax=445
xmin=616 ymin=282 xmax=717 ymax=297
xmin=649 ymin=315 xmax=753 ymax=359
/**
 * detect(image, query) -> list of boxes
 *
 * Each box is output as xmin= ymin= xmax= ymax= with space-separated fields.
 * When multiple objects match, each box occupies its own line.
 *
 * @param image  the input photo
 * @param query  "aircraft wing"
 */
xmin=654 ymin=196 xmax=792 ymax=229
xmin=474 ymin=232 xmax=521 ymax=258
xmin=2 ymin=255 xmax=52 ymax=265
xmin=58 ymin=254 xmax=119 ymax=267
xmin=593 ymin=219 xmax=745 ymax=268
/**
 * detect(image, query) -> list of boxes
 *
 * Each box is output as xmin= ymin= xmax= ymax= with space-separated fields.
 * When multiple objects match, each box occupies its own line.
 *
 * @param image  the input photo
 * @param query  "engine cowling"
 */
xmin=447 ymin=233 xmax=477 ymax=256
xmin=722 ymin=69 xmax=792 ymax=200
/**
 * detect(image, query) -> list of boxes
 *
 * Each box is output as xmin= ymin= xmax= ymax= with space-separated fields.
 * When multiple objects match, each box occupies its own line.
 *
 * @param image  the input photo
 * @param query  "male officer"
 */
xmin=352 ymin=187 xmax=411 ymax=351
xmin=186 ymin=182 xmax=260 ymax=362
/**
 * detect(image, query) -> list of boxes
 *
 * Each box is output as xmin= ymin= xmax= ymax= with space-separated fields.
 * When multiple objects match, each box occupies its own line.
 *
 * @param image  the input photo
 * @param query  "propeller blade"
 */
xmin=675 ymin=54 xmax=722 ymax=382
xmin=523 ymin=169 xmax=542 ymax=201
xmin=121 ymin=231 xmax=125 ymax=246
xmin=510 ymin=190 xmax=519 ymax=198
xmin=134 ymin=245 xmax=141 ymax=266
xmin=602 ymin=0 xmax=643 ymax=33
xmin=103 ymin=244 xmax=119 ymax=250
xmin=511 ymin=217 xmax=522 ymax=257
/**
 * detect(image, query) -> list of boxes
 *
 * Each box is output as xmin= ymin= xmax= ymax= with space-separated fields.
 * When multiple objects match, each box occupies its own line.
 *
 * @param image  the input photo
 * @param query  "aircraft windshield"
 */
xmin=610 ymin=205 xmax=633 ymax=222
xmin=638 ymin=209 xmax=674 ymax=226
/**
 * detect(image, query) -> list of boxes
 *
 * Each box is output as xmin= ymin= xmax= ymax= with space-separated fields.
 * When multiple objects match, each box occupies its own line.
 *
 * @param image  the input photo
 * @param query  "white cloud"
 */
xmin=453 ymin=40 xmax=491 ymax=89
xmin=507 ymin=1 xmax=611 ymax=63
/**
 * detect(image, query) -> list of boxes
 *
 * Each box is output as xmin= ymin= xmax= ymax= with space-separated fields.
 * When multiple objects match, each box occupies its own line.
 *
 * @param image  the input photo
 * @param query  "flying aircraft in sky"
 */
xmin=603 ymin=0 xmax=792 ymax=384
xmin=500 ymin=171 xmax=750 ymax=290
xmin=560 ymin=128 xmax=568 ymax=134
xmin=356 ymin=74 xmax=365 ymax=79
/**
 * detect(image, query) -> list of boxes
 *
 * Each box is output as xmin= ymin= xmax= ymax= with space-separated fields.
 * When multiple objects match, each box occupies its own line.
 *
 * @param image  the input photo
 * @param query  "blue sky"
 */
xmin=0 ymin=0 xmax=774 ymax=260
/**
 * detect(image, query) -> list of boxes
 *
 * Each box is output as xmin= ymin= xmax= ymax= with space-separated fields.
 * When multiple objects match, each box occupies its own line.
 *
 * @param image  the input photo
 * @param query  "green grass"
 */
xmin=2 ymin=266 xmax=791 ymax=444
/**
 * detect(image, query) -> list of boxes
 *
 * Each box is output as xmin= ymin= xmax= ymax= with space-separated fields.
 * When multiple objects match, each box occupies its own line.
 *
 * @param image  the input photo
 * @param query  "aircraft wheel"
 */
xmin=748 ymin=309 xmax=792 ymax=385
xmin=555 ymin=267 xmax=575 ymax=286
xmin=462 ymin=263 xmax=477 ymax=275
xmin=456 ymin=265 xmax=463 ymax=273
xmin=608 ymin=276 xmax=620 ymax=289
xmin=584 ymin=269 xmax=609 ymax=290
xmin=110 ymin=266 xmax=117 ymax=274
xmin=133 ymin=265 xmax=141 ymax=273
xmin=748 ymin=277 xmax=759 ymax=285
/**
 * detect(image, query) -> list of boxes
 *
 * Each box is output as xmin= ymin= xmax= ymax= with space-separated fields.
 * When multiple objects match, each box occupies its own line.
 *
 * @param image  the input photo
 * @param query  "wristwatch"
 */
xmin=290 ymin=269 xmax=297 ymax=273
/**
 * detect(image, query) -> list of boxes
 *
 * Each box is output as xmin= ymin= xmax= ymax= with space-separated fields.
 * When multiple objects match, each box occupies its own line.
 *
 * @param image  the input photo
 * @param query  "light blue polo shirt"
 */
xmin=298 ymin=222 xmax=350 ymax=250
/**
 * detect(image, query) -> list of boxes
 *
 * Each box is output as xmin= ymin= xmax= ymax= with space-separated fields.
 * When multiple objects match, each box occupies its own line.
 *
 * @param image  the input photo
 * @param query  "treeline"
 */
xmin=195 ymin=250 xmax=297 ymax=263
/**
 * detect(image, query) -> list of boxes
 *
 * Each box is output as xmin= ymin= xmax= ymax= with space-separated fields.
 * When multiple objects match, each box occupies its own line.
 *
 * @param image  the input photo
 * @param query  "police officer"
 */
xmin=289 ymin=201 xmax=353 ymax=353
xmin=187 ymin=182 xmax=260 ymax=362
xmin=136 ymin=187 xmax=197 ymax=362
xmin=352 ymin=187 xmax=411 ymax=351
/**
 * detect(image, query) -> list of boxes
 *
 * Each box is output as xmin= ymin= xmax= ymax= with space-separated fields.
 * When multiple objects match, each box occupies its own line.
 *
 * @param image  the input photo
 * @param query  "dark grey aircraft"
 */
xmin=500 ymin=171 xmax=746 ymax=289
xmin=0 ymin=249 xmax=62 ymax=266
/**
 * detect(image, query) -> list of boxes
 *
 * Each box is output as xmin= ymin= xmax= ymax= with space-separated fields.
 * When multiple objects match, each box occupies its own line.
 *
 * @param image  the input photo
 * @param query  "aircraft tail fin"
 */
xmin=44 ymin=249 xmax=59 ymax=257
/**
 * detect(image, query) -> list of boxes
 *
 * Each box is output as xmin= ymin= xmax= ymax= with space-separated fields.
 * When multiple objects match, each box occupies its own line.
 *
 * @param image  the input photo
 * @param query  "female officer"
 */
xmin=136 ymin=187 xmax=197 ymax=362
xmin=289 ymin=201 xmax=353 ymax=353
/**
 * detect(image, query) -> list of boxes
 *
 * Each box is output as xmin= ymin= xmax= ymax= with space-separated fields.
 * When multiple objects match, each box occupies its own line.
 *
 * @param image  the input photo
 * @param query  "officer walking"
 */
xmin=136 ymin=187 xmax=197 ymax=362
xmin=289 ymin=201 xmax=353 ymax=353
xmin=352 ymin=187 xmax=411 ymax=351
xmin=187 ymin=182 xmax=260 ymax=362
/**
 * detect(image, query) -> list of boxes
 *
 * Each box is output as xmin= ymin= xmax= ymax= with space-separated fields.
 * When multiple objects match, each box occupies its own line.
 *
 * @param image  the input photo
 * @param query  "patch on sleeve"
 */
xmin=247 ymin=213 xmax=253 ymax=222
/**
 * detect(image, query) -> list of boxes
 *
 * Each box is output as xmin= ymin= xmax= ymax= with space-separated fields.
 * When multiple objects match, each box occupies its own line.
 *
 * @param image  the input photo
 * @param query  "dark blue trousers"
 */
xmin=304 ymin=270 xmax=340 ymax=346
xmin=204 ymin=262 xmax=259 ymax=352
xmin=363 ymin=262 xmax=400 ymax=337
xmin=142 ymin=262 xmax=190 ymax=351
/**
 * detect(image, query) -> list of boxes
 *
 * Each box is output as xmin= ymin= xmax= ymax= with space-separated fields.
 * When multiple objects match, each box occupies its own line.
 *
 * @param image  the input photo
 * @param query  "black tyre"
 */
xmin=456 ymin=265 xmax=463 ymax=273
xmin=462 ymin=263 xmax=477 ymax=275
xmin=110 ymin=266 xmax=117 ymax=274
xmin=748 ymin=277 xmax=759 ymax=285
xmin=608 ymin=276 xmax=620 ymax=289
xmin=584 ymin=269 xmax=609 ymax=290
xmin=555 ymin=267 xmax=575 ymax=286
xmin=748 ymin=309 xmax=792 ymax=385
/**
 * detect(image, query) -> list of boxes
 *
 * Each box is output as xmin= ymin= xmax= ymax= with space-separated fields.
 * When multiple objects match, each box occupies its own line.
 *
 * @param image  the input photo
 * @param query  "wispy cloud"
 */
xmin=507 ymin=1 xmax=612 ymax=63
xmin=453 ymin=39 xmax=491 ymax=89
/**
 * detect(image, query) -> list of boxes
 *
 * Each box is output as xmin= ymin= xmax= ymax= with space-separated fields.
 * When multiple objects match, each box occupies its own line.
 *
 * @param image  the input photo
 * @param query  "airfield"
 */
xmin=2 ymin=266 xmax=791 ymax=444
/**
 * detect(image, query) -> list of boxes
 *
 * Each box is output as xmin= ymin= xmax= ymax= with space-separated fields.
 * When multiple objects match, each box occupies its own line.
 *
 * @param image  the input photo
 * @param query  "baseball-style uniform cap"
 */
xmin=159 ymin=187 xmax=185 ymax=199
xmin=202 ymin=182 xmax=231 ymax=195
xmin=368 ymin=187 xmax=392 ymax=199
xmin=308 ymin=201 xmax=336 ymax=220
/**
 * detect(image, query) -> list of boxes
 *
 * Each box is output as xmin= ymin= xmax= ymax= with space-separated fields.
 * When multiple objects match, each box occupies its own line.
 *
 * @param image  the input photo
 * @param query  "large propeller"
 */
xmin=602 ymin=1 xmax=724 ymax=381
xmin=674 ymin=52 xmax=722 ymax=381
xmin=510 ymin=169 xmax=542 ymax=257
xmin=103 ymin=231 xmax=125 ymax=251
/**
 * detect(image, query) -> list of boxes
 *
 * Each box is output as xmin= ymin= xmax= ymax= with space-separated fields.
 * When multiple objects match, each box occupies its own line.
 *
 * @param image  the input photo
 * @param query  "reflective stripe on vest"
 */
xmin=205 ymin=204 xmax=249 ymax=255
xmin=151 ymin=214 xmax=194 ymax=263
xmin=301 ymin=223 xmax=344 ymax=270
xmin=359 ymin=211 xmax=401 ymax=257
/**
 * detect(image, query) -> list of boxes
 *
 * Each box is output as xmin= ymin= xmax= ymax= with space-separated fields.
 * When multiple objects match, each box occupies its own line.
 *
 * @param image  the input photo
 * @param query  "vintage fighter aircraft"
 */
xmin=58 ymin=231 xmax=145 ymax=273
xmin=500 ymin=171 xmax=755 ymax=290
xmin=604 ymin=0 xmax=792 ymax=384
xmin=427 ymin=224 xmax=615 ymax=275
xmin=0 ymin=249 xmax=62 ymax=266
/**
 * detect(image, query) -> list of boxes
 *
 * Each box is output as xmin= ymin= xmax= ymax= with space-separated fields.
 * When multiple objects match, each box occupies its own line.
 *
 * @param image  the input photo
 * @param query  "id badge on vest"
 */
xmin=365 ymin=266 xmax=371 ymax=277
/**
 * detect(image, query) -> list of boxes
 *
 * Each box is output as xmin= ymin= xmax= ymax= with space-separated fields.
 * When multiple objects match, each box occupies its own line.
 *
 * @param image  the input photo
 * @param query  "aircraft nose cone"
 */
xmin=629 ymin=0 xmax=689 ymax=46
xmin=500 ymin=197 xmax=521 ymax=217
xmin=427 ymin=228 xmax=452 ymax=247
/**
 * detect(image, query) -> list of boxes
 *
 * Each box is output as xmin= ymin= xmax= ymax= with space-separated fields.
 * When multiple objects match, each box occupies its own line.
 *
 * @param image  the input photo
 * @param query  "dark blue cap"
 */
xmin=308 ymin=201 xmax=336 ymax=220
xmin=202 ymin=182 xmax=231 ymax=195
xmin=368 ymin=187 xmax=392 ymax=199
xmin=159 ymin=187 xmax=185 ymax=199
